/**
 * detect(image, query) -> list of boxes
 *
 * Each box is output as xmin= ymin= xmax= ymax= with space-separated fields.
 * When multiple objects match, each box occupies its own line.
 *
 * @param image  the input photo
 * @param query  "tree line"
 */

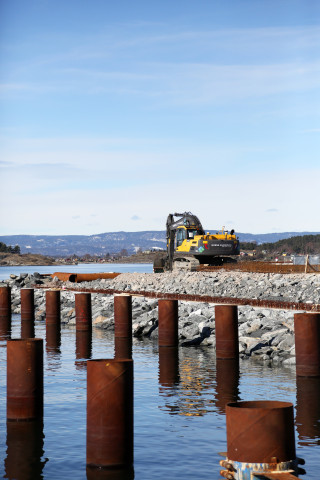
xmin=241 ymin=234 xmax=320 ymax=255
xmin=0 ymin=242 xmax=21 ymax=254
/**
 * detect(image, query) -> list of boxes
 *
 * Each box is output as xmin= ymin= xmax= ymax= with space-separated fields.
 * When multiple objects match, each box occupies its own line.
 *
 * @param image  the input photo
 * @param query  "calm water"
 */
xmin=0 ymin=263 xmax=153 ymax=281
xmin=0 ymin=264 xmax=319 ymax=479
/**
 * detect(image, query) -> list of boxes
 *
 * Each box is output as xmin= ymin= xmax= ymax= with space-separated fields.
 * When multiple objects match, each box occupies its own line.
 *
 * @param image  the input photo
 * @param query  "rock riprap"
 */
xmin=2 ymin=270 xmax=320 ymax=365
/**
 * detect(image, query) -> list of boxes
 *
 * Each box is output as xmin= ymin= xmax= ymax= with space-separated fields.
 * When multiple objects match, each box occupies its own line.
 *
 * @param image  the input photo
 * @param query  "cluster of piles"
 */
xmin=2 ymin=270 xmax=320 ymax=366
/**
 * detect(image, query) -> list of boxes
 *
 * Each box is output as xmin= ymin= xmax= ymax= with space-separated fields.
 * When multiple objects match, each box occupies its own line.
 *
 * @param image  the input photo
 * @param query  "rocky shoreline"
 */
xmin=2 ymin=270 xmax=320 ymax=366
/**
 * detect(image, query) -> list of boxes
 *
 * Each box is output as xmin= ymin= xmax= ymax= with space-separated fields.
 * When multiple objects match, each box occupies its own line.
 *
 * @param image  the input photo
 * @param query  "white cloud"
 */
xmin=12 ymin=60 xmax=318 ymax=105
xmin=3 ymin=25 xmax=320 ymax=104
xmin=1 ymin=167 xmax=319 ymax=235
xmin=17 ymin=25 xmax=320 ymax=67
xmin=302 ymin=128 xmax=320 ymax=133
xmin=0 ymin=135 xmax=267 ymax=190
xmin=1 ymin=20 xmax=319 ymax=237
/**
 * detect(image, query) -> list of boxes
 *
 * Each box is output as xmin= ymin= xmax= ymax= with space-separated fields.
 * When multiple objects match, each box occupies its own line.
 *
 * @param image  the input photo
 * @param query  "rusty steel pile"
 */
xmin=1 ymin=282 xmax=318 ymax=478
xmin=2 ymin=260 xmax=320 ymax=480
xmin=3 ymin=269 xmax=320 ymax=370
xmin=50 ymin=272 xmax=121 ymax=282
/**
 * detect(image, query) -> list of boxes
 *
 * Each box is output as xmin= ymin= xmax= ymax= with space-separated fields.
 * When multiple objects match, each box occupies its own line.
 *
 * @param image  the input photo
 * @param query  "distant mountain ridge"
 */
xmin=0 ymin=230 xmax=319 ymax=257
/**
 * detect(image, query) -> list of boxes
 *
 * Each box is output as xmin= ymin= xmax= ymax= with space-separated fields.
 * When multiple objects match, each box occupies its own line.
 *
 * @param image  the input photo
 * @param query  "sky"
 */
xmin=1 ymin=0 xmax=320 ymax=236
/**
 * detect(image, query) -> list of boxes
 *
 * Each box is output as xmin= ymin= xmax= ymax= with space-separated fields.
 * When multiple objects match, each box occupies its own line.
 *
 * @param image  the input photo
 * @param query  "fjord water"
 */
xmin=0 ymin=264 xmax=319 ymax=478
xmin=0 ymin=262 xmax=153 ymax=281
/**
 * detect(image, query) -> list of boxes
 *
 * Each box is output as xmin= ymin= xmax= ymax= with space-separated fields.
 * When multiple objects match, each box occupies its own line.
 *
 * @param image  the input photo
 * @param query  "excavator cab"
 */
xmin=176 ymin=227 xmax=187 ymax=247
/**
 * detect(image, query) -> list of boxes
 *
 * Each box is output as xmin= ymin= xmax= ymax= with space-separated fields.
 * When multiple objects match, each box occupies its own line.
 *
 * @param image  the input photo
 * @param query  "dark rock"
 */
xmin=181 ymin=337 xmax=204 ymax=346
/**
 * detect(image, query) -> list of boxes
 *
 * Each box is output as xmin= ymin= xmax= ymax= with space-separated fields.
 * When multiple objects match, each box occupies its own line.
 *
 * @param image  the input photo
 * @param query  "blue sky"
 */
xmin=1 ymin=0 xmax=319 ymax=235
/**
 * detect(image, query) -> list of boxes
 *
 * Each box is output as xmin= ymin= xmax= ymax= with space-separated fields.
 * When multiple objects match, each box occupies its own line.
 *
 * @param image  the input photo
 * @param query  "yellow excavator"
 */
xmin=153 ymin=212 xmax=240 ymax=272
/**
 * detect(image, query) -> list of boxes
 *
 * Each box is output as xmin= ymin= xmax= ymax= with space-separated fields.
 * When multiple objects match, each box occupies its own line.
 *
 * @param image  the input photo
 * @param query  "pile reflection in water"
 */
xmin=158 ymin=346 xmax=179 ymax=387
xmin=21 ymin=319 xmax=35 ymax=339
xmin=158 ymin=350 xmax=241 ymax=417
xmin=46 ymin=324 xmax=61 ymax=354
xmin=20 ymin=289 xmax=35 ymax=339
xmin=114 ymin=336 xmax=132 ymax=359
xmin=215 ymin=358 xmax=240 ymax=414
xmin=296 ymin=376 xmax=320 ymax=446
xmin=0 ymin=318 xmax=11 ymax=341
xmin=5 ymin=420 xmax=47 ymax=480
xmin=158 ymin=349 xmax=218 ymax=417
xmin=75 ymin=330 xmax=92 ymax=370
xmin=86 ymin=465 xmax=134 ymax=480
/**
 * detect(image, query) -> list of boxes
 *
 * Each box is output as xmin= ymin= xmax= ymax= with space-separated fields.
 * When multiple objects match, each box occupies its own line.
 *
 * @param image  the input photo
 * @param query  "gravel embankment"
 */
xmin=2 ymin=270 xmax=320 ymax=366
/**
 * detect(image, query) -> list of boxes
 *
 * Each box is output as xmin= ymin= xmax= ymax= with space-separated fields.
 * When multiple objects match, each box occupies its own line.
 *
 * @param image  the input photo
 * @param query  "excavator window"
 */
xmin=187 ymin=230 xmax=199 ymax=239
xmin=176 ymin=228 xmax=186 ymax=247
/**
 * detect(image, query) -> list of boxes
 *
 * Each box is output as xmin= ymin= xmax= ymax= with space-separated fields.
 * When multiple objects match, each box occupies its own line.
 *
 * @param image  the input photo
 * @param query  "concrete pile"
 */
xmin=2 ymin=270 xmax=320 ymax=366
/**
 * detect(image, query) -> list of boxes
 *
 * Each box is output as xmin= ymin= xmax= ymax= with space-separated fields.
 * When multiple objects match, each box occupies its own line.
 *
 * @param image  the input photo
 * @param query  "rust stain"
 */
xmin=33 ymin=284 xmax=320 ymax=312
xmin=252 ymin=473 xmax=302 ymax=480
xmin=197 ymin=261 xmax=320 ymax=274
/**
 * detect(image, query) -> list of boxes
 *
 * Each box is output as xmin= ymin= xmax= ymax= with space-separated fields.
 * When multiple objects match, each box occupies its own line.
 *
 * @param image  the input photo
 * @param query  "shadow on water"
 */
xmin=5 ymin=419 xmax=47 ymax=480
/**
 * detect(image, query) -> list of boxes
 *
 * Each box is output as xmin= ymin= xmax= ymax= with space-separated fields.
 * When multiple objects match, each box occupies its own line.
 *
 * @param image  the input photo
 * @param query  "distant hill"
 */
xmin=255 ymin=234 xmax=320 ymax=255
xmin=0 ymin=230 xmax=319 ymax=257
xmin=0 ymin=232 xmax=167 ymax=256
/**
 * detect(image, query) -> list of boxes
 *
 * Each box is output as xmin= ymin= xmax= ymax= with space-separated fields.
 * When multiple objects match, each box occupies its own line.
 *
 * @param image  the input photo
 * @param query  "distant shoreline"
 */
xmin=0 ymin=251 xmax=157 ymax=267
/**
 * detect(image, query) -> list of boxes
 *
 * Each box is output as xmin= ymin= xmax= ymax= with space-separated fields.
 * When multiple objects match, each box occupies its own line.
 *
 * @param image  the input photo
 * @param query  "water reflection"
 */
xmin=46 ymin=324 xmax=61 ymax=354
xmin=46 ymin=324 xmax=62 ymax=371
xmin=158 ymin=350 xmax=240 ymax=417
xmin=86 ymin=466 xmax=134 ymax=480
xmin=215 ymin=358 xmax=240 ymax=414
xmin=159 ymin=349 xmax=216 ymax=417
xmin=75 ymin=330 xmax=92 ymax=369
xmin=114 ymin=337 xmax=132 ymax=359
xmin=5 ymin=420 xmax=46 ymax=480
xmin=0 ymin=317 xmax=11 ymax=341
xmin=1 ymin=308 xmax=319 ymax=479
xmin=158 ymin=347 xmax=179 ymax=387
xmin=21 ymin=320 xmax=35 ymax=339
xmin=296 ymin=376 xmax=320 ymax=446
